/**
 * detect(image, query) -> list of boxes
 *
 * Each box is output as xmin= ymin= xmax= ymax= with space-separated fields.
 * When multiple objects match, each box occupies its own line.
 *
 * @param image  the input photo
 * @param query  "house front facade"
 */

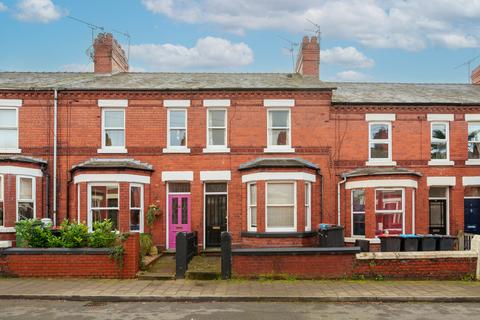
xmin=1 ymin=33 xmax=480 ymax=250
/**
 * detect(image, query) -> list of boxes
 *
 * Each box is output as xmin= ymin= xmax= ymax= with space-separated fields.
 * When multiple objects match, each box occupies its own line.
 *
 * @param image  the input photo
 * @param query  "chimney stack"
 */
xmin=93 ymin=33 xmax=129 ymax=74
xmin=472 ymin=65 xmax=480 ymax=84
xmin=295 ymin=36 xmax=320 ymax=78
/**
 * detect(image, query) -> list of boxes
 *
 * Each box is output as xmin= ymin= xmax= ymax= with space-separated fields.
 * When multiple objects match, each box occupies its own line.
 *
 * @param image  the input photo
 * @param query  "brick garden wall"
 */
xmin=0 ymin=233 xmax=139 ymax=279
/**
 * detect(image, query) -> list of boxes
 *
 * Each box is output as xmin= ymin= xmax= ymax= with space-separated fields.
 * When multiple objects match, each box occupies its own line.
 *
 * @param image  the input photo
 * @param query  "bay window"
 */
xmin=130 ymin=184 xmax=143 ymax=232
xmin=247 ymin=183 xmax=257 ymax=231
xmin=89 ymin=184 xmax=119 ymax=230
xmin=207 ymin=109 xmax=227 ymax=149
xmin=305 ymin=182 xmax=311 ymax=231
xmin=468 ymin=123 xmax=480 ymax=160
xmin=430 ymin=122 xmax=449 ymax=160
xmin=369 ymin=122 xmax=391 ymax=161
xmin=351 ymin=189 xmax=365 ymax=236
xmin=102 ymin=109 xmax=125 ymax=150
xmin=375 ymin=189 xmax=403 ymax=235
xmin=266 ymin=182 xmax=296 ymax=231
xmin=0 ymin=108 xmax=19 ymax=151
xmin=267 ymin=110 xmax=291 ymax=149
xmin=17 ymin=176 xmax=35 ymax=221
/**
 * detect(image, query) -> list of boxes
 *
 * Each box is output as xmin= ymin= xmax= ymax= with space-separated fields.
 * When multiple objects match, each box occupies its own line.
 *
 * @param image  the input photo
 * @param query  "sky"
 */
xmin=1 ymin=0 xmax=480 ymax=83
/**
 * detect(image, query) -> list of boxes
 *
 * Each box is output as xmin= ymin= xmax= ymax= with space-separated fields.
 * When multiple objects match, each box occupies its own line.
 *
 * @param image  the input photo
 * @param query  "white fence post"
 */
xmin=471 ymin=235 xmax=480 ymax=281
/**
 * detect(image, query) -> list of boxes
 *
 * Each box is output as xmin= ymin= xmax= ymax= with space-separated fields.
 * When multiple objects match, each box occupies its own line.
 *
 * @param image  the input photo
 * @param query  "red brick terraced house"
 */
xmin=1 ymin=33 xmax=480 ymax=251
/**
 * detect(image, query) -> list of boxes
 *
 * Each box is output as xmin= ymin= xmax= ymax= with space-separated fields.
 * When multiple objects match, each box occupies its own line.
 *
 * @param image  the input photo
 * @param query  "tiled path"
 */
xmin=0 ymin=279 xmax=480 ymax=302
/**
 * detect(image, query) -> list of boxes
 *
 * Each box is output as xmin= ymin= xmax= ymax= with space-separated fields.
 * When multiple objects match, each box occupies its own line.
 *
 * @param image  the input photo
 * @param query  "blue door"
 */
xmin=464 ymin=199 xmax=480 ymax=234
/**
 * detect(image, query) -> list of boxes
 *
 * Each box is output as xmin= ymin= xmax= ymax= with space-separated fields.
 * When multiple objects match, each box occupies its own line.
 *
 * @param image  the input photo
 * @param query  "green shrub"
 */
xmin=139 ymin=233 xmax=153 ymax=257
xmin=60 ymin=220 xmax=89 ymax=248
xmin=88 ymin=219 xmax=116 ymax=248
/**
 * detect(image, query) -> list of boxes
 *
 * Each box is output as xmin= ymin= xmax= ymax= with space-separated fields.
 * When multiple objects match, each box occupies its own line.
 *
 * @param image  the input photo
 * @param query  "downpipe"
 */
xmin=337 ymin=176 xmax=347 ymax=226
xmin=53 ymin=89 xmax=58 ymax=226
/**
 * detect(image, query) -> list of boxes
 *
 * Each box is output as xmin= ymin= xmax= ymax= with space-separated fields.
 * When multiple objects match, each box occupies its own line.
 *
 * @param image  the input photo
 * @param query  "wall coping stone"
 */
xmin=240 ymin=231 xmax=317 ymax=238
xmin=233 ymin=247 xmax=360 ymax=256
xmin=356 ymin=251 xmax=478 ymax=260
xmin=2 ymin=248 xmax=110 ymax=255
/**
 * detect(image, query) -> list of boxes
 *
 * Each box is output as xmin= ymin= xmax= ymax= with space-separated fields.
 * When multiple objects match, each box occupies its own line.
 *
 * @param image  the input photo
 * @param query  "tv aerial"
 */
xmin=278 ymin=36 xmax=299 ymax=73
xmin=455 ymin=54 xmax=480 ymax=84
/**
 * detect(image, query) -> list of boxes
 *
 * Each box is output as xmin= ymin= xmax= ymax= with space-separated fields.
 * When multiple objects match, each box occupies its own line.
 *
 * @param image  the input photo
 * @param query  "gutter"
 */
xmin=337 ymin=176 xmax=347 ymax=226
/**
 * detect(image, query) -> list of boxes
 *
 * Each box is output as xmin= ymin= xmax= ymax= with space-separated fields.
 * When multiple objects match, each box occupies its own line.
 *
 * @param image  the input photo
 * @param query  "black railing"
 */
xmin=175 ymin=231 xmax=198 ymax=279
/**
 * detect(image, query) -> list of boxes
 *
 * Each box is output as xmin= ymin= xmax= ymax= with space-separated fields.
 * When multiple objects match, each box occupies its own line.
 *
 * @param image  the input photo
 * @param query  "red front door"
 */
xmin=168 ymin=194 xmax=191 ymax=249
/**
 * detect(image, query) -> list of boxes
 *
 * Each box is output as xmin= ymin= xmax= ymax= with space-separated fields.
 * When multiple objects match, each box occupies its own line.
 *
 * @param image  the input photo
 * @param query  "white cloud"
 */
xmin=335 ymin=70 xmax=371 ymax=82
xmin=321 ymin=47 xmax=374 ymax=68
xmin=142 ymin=0 xmax=480 ymax=51
xmin=0 ymin=2 xmax=7 ymax=12
xmin=129 ymin=36 xmax=254 ymax=71
xmin=16 ymin=0 xmax=63 ymax=23
xmin=59 ymin=63 xmax=93 ymax=72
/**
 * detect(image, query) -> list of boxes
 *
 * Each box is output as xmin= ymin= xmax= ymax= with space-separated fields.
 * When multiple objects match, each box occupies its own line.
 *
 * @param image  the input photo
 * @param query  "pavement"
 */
xmin=0 ymin=278 xmax=480 ymax=303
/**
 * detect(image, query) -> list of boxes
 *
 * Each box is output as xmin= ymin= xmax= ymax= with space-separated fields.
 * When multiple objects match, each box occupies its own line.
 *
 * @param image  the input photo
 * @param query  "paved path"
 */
xmin=1 ymin=279 xmax=480 ymax=302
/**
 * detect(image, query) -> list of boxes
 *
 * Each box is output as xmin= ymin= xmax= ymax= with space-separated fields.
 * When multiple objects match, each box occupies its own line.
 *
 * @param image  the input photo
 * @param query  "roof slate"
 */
xmin=328 ymin=82 xmax=480 ymax=105
xmin=71 ymin=158 xmax=154 ymax=172
xmin=0 ymin=72 xmax=334 ymax=91
xmin=239 ymin=157 xmax=319 ymax=171
xmin=0 ymin=155 xmax=47 ymax=165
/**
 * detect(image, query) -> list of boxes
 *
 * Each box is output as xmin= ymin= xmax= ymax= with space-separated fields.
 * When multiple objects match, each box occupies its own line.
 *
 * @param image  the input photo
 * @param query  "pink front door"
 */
xmin=168 ymin=194 xmax=191 ymax=249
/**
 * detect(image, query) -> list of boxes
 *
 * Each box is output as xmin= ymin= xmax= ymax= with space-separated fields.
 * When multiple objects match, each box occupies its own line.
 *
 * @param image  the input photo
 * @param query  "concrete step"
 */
xmin=185 ymin=271 xmax=220 ymax=280
xmin=137 ymin=272 xmax=175 ymax=281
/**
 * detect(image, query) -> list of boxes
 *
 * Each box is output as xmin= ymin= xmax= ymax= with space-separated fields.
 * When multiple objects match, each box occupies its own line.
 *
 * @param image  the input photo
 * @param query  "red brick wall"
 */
xmin=0 ymin=232 xmax=139 ymax=279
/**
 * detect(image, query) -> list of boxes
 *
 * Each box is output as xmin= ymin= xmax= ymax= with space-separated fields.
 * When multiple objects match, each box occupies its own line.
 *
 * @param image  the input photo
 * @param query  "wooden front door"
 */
xmin=429 ymin=199 xmax=446 ymax=235
xmin=205 ymin=194 xmax=227 ymax=247
xmin=168 ymin=194 xmax=191 ymax=249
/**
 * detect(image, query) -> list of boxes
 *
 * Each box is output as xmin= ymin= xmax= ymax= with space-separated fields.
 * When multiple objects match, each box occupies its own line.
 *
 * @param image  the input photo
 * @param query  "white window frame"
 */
xmin=99 ymin=108 xmax=127 ymax=153
xmin=0 ymin=174 xmax=4 ymax=226
xmin=265 ymin=181 xmax=297 ymax=232
xmin=0 ymin=107 xmax=21 ymax=153
xmin=247 ymin=183 xmax=257 ymax=232
xmin=305 ymin=182 xmax=311 ymax=232
xmin=265 ymin=108 xmax=294 ymax=153
xmin=367 ymin=121 xmax=394 ymax=165
xmin=429 ymin=122 xmax=452 ymax=165
xmin=204 ymin=108 xmax=229 ymax=152
xmin=428 ymin=187 xmax=450 ymax=235
xmin=129 ymin=183 xmax=144 ymax=233
xmin=351 ymin=189 xmax=366 ymax=237
xmin=374 ymin=188 xmax=405 ymax=235
xmin=467 ymin=122 xmax=480 ymax=165
xmin=164 ymin=108 xmax=190 ymax=153
xmin=16 ymin=175 xmax=36 ymax=222
xmin=87 ymin=183 xmax=120 ymax=232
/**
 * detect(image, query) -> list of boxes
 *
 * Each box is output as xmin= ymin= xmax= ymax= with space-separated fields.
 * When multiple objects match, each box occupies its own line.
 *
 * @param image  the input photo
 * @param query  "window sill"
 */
xmin=263 ymin=147 xmax=295 ymax=153
xmin=202 ymin=147 xmax=230 ymax=153
xmin=0 ymin=227 xmax=16 ymax=233
xmin=428 ymin=160 xmax=454 ymax=166
xmin=163 ymin=148 xmax=191 ymax=154
xmin=344 ymin=237 xmax=381 ymax=244
xmin=365 ymin=160 xmax=397 ymax=166
xmin=0 ymin=148 xmax=22 ymax=154
xmin=241 ymin=231 xmax=317 ymax=238
xmin=465 ymin=160 xmax=480 ymax=165
xmin=97 ymin=148 xmax=128 ymax=154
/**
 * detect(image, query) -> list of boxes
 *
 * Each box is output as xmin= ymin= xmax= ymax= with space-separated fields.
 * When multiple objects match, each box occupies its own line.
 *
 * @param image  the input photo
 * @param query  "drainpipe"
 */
xmin=337 ymin=176 xmax=347 ymax=226
xmin=53 ymin=89 xmax=58 ymax=226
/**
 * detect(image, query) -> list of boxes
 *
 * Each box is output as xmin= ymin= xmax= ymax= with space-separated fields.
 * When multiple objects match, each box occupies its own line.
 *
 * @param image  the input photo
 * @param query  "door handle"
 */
xmin=212 ymin=226 xmax=221 ymax=230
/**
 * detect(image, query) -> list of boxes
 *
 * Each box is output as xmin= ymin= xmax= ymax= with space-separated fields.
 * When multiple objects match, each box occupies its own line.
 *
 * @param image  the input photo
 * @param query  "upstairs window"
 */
xmin=168 ymin=109 xmax=187 ymax=148
xmin=102 ymin=109 xmax=125 ymax=149
xmin=0 ymin=108 xmax=18 ymax=150
xmin=207 ymin=109 xmax=227 ymax=148
xmin=17 ymin=176 xmax=35 ymax=221
xmin=468 ymin=123 xmax=480 ymax=160
xmin=267 ymin=110 xmax=291 ymax=148
xmin=90 ymin=184 xmax=119 ymax=230
xmin=369 ymin=122 xmax=391 ymax=161
xmin=431 ymin=122 xmax=449 ymax=160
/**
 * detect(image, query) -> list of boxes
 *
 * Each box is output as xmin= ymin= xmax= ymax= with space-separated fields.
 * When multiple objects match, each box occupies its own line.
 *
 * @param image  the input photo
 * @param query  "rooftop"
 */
xmin=239 ymin=157 xmax=319 ymax=171
xmin=341 ymin=167 xmax=422 ymax=178
xmin=71 ymin=158 xmax=154 ymax=172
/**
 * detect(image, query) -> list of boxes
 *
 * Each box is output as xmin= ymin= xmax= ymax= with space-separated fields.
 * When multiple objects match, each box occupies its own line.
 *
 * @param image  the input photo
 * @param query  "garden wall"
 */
xmin=0 ymin=233 xmax=139 ymax=279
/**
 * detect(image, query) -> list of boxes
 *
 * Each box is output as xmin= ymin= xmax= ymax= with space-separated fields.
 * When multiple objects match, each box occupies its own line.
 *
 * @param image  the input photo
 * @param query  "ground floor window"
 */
xmin=0 ymin=175 xmax=3 ymax=226
xmin=375 ymin=189 xmax=403 ymax=235
xmin=17 ymin=176 xmax=35 ymax=221
xmin=90 ymin=184 xmax=119 ymax=230
xmin=266 ymin=182 xmax=296 ymax=232
xmin=305 ymin=182 xmax=311 ymax=231
xmin=351 ymin=189 xmax=365 ymax=236
xmin=247 ymin=183 xmax=257 ymax=231
xmin=130 ymin=184 xmax=143 ymax=232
